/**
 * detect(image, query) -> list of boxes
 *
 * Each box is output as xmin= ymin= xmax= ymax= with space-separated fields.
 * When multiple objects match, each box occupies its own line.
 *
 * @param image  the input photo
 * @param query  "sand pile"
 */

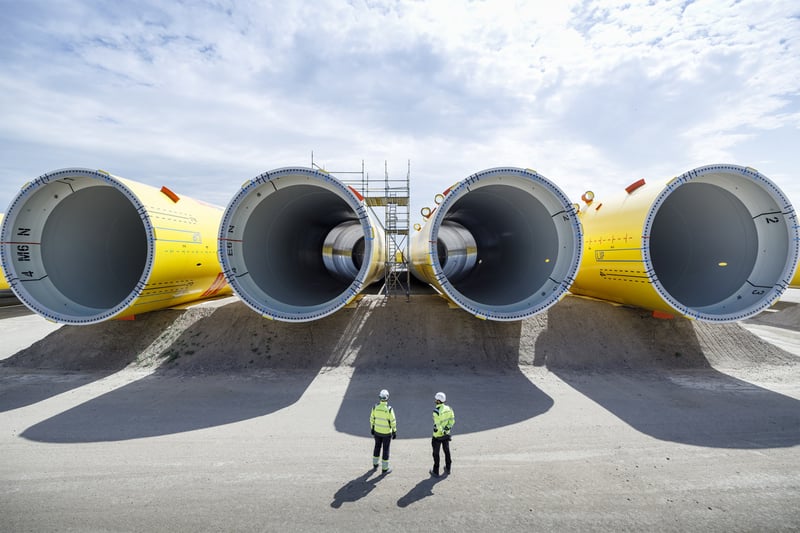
xmin=3 ymin=293 xmax=797 ymax=374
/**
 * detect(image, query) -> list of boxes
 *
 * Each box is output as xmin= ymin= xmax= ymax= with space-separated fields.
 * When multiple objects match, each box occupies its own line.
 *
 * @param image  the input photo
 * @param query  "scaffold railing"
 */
xmin=310 ymin=153 xmax=410 ymax=299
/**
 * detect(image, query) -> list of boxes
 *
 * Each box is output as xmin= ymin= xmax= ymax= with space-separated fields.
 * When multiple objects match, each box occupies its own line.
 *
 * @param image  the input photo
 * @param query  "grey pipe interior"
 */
xmin=644 ymin=165 xmax=797 ymax=320
xmin=240 ymin=184 xmax=363 ymax=306
xmin=6 ymin=179 xmax=147 ymax=319
xmin=650 ymin=183 xmax=757 ymax=308
xmin=438 ymin=184 xmax=559 ymax=306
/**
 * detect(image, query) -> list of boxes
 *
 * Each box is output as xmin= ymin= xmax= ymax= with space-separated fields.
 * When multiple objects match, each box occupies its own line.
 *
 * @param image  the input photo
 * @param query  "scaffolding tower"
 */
xmin=379 ymin=161 xmax=411 ymax=298
xmin=310 ymin=154 xmax=411 ymax=299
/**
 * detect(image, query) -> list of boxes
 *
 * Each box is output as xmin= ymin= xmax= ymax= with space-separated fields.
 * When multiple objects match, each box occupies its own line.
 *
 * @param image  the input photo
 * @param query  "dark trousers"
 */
xmin=431 ymin=436 xmax=451 ymax=473
xmin=373 ymin=434 xmax=392 ymax=460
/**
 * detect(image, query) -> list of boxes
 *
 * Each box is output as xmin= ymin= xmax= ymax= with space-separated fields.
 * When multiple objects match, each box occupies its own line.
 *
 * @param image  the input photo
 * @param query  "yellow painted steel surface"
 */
xmin=0 ymin=169 xmax=230 ymax=324
xmin=571 ymin=164 xmax=799 ymax=321
xmin=115 ymin=176 xmax=232 ymax=318
xmin=571 ymin=178 xmax=673 ymax=314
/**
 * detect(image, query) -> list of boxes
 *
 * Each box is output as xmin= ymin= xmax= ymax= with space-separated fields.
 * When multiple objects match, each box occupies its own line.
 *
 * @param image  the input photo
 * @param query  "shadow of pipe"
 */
xmin=537 ymin=296 xmax=800 ymax=448
xmin=18 ymin=299 xmax=352 ymax=442
xmin=549 ymin=369 xmax=800 ymax=448
xmin=0 ymin=309 xmax=185 ymax=413
xmin=333 ymin=296 xmax=554 ymax=438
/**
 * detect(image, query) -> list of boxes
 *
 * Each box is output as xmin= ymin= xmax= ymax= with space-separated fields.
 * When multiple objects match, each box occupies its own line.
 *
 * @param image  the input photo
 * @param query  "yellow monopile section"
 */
xmin=409 ymin=167 xmax=583 ymax=321
xmin=571 ymin=164 xmax=799 ymax=322
xmin=0 ymin=168 xmax=230 ymax=324
xmin=218 ymin=167 xmax=385 ymax=322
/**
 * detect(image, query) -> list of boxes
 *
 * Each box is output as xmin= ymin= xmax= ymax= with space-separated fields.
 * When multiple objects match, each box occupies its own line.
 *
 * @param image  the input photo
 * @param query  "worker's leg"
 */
xmin=442 ymin=438 xmax=452 ymax=473
xmin=431 ymin=437 xmax=441 ymax=475
xmin=372 ymin=435 xmax=382 ymax=467
xmin=381 ymin=435 xmax=392 ymax=471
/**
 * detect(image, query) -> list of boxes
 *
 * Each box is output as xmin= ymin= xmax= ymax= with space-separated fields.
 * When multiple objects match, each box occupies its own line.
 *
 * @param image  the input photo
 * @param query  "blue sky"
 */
xmin=1 ymin=0 xmax=798 ymax=219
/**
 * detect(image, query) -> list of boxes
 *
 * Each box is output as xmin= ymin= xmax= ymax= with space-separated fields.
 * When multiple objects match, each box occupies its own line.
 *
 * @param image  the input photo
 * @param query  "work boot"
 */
xmin=382 ymin=467 xmax=392 ymax=475
xmin=444 ymin=467 xmax=451 ymax=475
xmin=429 ymin=468 xmax=439 ymax=478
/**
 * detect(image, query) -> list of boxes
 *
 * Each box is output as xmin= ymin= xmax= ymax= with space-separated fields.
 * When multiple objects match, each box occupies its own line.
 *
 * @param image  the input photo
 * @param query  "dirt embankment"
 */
xmin=2 ymin=294 xmax=797 ymax=374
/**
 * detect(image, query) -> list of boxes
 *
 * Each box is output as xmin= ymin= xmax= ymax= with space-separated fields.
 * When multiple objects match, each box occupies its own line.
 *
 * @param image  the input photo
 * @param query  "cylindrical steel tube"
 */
xmin=570 ymin=164 xmax=799 ymax=321
xmin=409 ymin=167 xmax=583 ymax=321
xmin=0 ymin=168 xmax=230 ymax=324
xmin=218 ymin=167 xmax=385 ymax=322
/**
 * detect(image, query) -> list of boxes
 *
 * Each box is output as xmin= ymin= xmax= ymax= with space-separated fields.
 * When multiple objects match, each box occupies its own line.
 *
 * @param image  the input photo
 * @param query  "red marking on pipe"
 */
xmin=652 ymin=310 xmax=674 ymax=320
xmin=625 ymin=179 xmax=646 ymax=194
xmin=442 ymin=180 xmax=460 ymax=196
xmin=160 ymin=186 xmax=180 ymax=203
xmin=116 ymin=314 xmax=136 ymax=321
xmin=201 ymin=272 xmax=228 ymax=297
xmin=348 ymin=186 xmax=365 ymax=202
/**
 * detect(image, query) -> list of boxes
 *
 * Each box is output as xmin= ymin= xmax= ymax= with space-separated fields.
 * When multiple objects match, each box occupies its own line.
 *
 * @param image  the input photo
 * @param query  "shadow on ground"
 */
xmin=537 ymin=297 xmax=800 ymax=448
xmin=19 ymin=371 xmax=318 ymax=442
xmin=0 ymin=310 xmax=184 ymax=413
xmin=334 ymin=369 xmax=552 ymax=439
xmin=15 ymin=300 xmax=342 ymax=441
xmin=397 ymin=473 xmax=449 ymax=507
xmin=552 ymin=369 xmax=800 ymax=448
xmin=330 ymin=469 xmax=390 ymax=508
xmin=10 ymin=294 xmax=800 ymax=447
xmin=332 ymin=295 xmax=554 ymax=437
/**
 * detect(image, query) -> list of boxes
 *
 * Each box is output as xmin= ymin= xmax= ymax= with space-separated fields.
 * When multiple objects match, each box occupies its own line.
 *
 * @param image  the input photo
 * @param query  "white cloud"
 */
xmin=0 ymin=0 xmax=798 ymax=218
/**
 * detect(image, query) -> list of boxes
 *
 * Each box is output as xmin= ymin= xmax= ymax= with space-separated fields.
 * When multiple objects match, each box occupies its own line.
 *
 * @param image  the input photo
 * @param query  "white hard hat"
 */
xmin=379 ymin=389 xmax=389 ymax=400
xmin=435 ymin=392 xmax=446 ymax=402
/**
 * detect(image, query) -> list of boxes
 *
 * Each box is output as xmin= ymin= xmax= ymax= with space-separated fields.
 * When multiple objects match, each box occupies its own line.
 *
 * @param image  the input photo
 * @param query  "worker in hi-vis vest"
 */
xmin=430 ymin=391 xmax=455 ymax=477
xmin=370 ymin=389 xmax=397 ymax=474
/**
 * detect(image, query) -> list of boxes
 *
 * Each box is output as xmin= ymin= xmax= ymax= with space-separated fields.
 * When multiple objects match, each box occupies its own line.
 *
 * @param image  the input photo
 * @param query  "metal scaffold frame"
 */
xmin=310 ymin=153 xmax=411 ymax=299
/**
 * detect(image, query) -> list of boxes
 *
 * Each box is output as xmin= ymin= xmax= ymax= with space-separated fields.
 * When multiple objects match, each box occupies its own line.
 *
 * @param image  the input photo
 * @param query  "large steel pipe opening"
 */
xmin=0 ymin=168 xmax=229 ymax=325
xmin=0 ymin=169 xmax=150 ymax=323
xmin=644 ymin=165 xmax=799 ymax=320
xmin=410 ymin=167 xmax=583 ymax=321
xmin=219 ymin=167 xmax=385 ymax=322
xmin=571 ymin=164 xmax=799 ymax=322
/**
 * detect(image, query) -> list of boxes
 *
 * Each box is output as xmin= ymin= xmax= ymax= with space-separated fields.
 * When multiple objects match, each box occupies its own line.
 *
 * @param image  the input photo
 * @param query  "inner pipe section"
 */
xmin=436 ymin=222 xmax=477 ymax=283
xmin=411 ymin=167 xmax=582 ymax=320
xmin=241 ymin=185 xmax=357 ymax=305
xmin=322 ymin=221 xmax=365 ymax=283
xmin=650 ymin=183 xmax=757 ymax=307
xmin=42 ymin=187 xmax=147 ymax=308
xmin=645 ymin=164 xmax=799 ymax=321
xmin=442 ymin=185 xmax=559 ymax=304
xmin=219 ymin=168 xmax=383 ymax=322
xmin=0 ymin=168 xmax=150 ymax=324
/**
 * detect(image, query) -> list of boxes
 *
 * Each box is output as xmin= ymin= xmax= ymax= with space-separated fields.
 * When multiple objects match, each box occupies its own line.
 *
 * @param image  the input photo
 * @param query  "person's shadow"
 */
xmin=330 ymin=469 xmax=388 ymax=508
xmin=397 ymin=473 xmax=447 ymax=508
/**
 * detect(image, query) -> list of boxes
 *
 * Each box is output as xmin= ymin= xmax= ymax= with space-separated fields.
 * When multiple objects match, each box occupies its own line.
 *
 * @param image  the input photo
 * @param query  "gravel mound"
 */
xmin=2 ymin=294 xmax=797 ymax=373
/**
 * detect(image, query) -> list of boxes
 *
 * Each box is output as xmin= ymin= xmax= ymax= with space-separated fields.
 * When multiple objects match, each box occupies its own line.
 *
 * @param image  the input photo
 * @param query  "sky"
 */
xmin=1 ymin=0 xmax=799 ymax=223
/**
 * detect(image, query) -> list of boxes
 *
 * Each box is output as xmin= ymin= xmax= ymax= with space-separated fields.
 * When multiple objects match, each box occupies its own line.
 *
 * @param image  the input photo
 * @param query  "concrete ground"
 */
xmin=1 ymin=294 xmax=799 ymax=532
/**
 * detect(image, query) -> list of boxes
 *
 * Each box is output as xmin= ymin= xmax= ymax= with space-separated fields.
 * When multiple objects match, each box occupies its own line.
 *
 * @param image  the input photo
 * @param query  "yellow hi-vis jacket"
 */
xmin=433 ymin=403 xmax=455 ymax=438
xmin=370 ymin=400 xmax=397 ymax=436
